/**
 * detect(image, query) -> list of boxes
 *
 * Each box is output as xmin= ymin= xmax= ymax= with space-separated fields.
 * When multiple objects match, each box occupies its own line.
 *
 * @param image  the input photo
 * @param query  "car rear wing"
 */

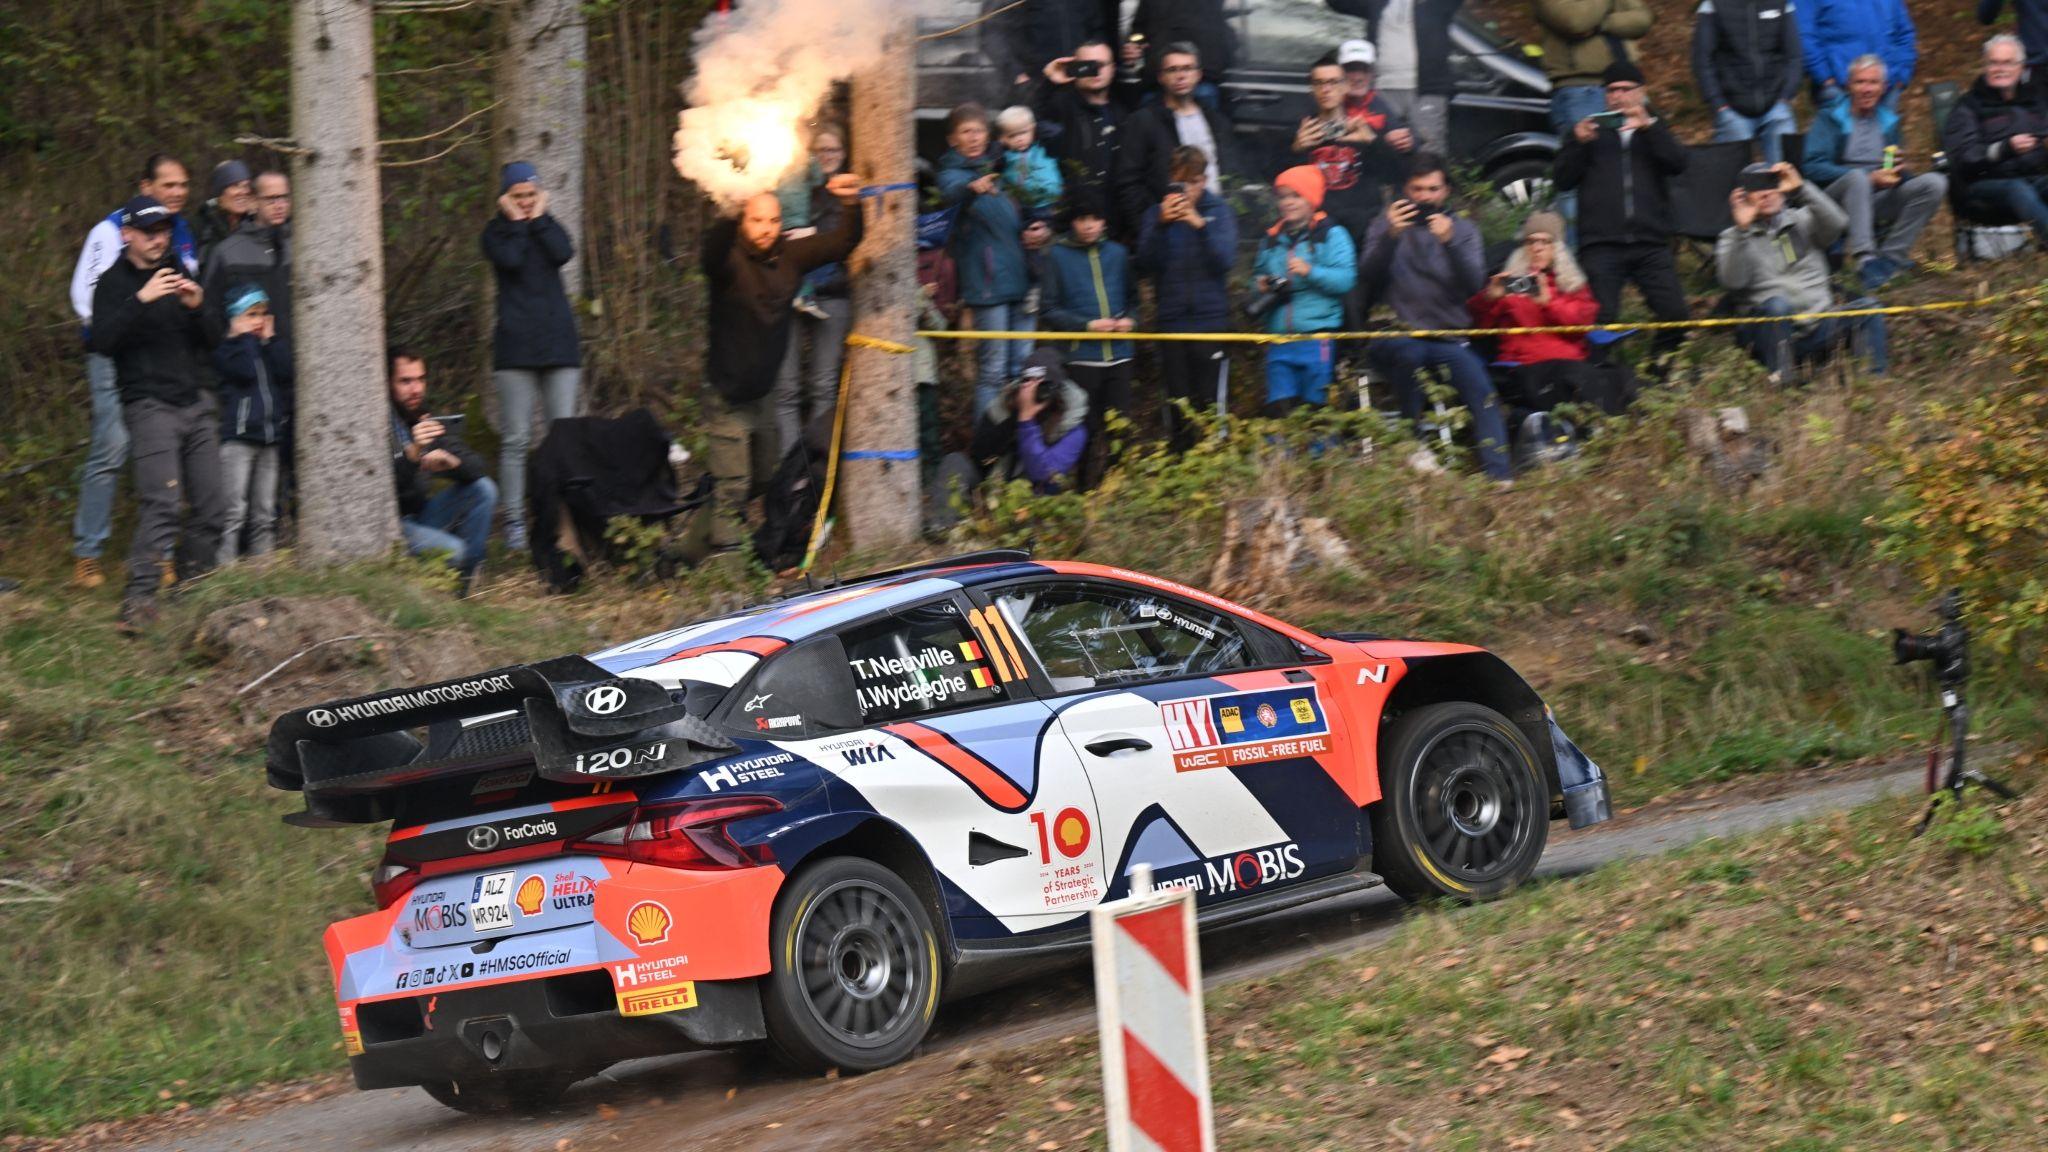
xmin=265 ymin=655 xmax=736 ymax=825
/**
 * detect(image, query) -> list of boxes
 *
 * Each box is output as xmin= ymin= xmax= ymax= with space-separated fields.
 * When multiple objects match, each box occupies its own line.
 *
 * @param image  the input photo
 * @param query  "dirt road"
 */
xmin=100 ymin=761 xmax=1929 ymax=1152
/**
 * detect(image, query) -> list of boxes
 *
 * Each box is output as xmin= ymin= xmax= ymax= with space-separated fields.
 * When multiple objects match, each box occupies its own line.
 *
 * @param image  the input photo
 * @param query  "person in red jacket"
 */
xmin=1467 ymin=211 xmax=1635 ymax=416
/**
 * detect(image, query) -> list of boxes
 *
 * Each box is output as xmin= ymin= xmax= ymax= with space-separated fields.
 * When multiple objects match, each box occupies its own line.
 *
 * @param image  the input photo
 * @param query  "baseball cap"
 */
xmin=120 ymin=196 xmax=177 ymax=232
xmin=1338 ymin=40 xmax=1376 ymax=69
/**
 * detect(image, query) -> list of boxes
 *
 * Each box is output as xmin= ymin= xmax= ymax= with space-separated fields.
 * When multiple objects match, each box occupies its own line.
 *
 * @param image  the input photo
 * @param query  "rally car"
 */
xmin=267 ymin=551 xmax=1610 ymax=1113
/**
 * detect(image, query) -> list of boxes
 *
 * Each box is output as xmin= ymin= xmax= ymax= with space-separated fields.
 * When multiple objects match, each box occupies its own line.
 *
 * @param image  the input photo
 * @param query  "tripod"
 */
xmin=1911 ymin=674 xmax=2019 ymax=838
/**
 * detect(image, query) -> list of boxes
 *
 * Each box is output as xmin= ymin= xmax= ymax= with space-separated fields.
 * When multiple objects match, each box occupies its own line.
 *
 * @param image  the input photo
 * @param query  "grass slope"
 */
xmin=877 ymin=767 xmax=2048 ymax=1151
xmin=3 ymin=270 xmax=2046 ymax=1137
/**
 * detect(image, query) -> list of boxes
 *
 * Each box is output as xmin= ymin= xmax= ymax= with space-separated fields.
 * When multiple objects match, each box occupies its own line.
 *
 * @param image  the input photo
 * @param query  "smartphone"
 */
xmin=433 ymin=413 xmax=467 ymax=430
xmin=1166 ymin=182 xmax=1186 ymax=197
xmin=1069 ymin=59 xmax=1102 ymax=79
xmin=1591 ymin=110 xmax=1627 ymax=130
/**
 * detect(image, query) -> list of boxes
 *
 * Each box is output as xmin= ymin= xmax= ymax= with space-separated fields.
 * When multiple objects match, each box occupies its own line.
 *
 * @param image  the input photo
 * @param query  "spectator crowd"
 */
xmin=52 ymin=0 xmax=2048 ymax=614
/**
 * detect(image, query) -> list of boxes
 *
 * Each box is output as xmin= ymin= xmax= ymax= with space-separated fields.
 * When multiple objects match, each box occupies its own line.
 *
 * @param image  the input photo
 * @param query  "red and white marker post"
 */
xmin=1091 ymin=865 xmax=1216 ymax=1152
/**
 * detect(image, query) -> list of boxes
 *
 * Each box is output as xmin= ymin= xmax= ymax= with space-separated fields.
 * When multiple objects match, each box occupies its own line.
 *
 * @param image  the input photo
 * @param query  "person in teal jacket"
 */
xmin=1801 ymin=56 xmax=1947 ymax=289
xmin=1040 ymin=188 xmax=1133 ymax=487
xmin=1252 ymin=166 xmax=1357 ymax=414
xmin=937 ymin=104 xmax=1033 ymax=414
xmin=1797 ymin=0 xmax=1915 ymax=110
xmin=997 ymin=105 xmax=1066 ymax=227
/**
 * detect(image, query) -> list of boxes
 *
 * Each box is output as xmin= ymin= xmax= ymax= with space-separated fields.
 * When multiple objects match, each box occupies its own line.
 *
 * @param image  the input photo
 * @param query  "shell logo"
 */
xmin=626 ymin=900 xmax=673 ymax=947
xmin=515 ymin=875 xmax=546 ymax=917
xmin=1053 ymin=807 xmax=1091 ymax=859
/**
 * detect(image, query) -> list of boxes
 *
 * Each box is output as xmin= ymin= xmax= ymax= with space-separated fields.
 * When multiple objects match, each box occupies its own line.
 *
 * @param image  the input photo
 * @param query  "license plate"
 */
xmin=470 ymin=870 xmax=516 ymax=932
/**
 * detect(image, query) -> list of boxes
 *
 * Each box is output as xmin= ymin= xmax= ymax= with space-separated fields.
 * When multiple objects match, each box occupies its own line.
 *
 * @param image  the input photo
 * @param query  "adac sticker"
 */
xmin=618 ymin=980 xmax=698 ymax=1018
xmin=1160 ymin=685 xmax=1332 ymax=772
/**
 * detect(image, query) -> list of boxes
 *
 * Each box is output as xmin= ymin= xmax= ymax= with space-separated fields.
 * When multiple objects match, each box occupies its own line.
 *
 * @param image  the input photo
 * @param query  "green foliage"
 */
xmin=1919 ymin=792 xmax=2012 ymax=858
xmin=604 ymin=513 xmax=669 ymax=581
xmin=1877 ymin=292 xmax=2048 ymax=662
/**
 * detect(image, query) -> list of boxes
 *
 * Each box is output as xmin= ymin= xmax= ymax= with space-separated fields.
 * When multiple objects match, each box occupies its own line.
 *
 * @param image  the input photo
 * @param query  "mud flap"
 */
xmin=1548 ymin=714 xmax=1613 ymax=829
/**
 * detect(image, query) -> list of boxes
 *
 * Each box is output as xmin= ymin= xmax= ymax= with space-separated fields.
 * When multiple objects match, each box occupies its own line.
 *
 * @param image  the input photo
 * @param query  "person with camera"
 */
xmin=1331 ymin=0 xmax=1461 ymax=153
xmin=90 ymin=196 xmax=225 ymax=632
xmin=1295 ymin=50 xmax=1410 ymax=251
xmin=1717 ymin=162 xmax=1888 ymax=381
xmin=1036 ymin=41 xmax=1136 ymax=236
xmin=1135 ymin=146 xmax=1238 ymax=452
xmin=985 ymin=0 xmax=1120 ymax=92
xmin=1251 ymin=167 xmax=1357 ymax=416
xmin=1553 ymin=59 xmax=1691 ymax=372
xmin=67 ymin=154 xmax=198 ymax=591
xmin=1116 ymin=42 xmax=1236 ymax=236
xmin=1468 ymin=211 xmax=1637 ymax=418
xmin=1359 ymin=153 xmax=1512 ymax=482
xmin=211 ymin=285 xmax=292 ymax=565
xmin=1692 ymin=0 xmax=1803 ymax=164
xmin=936 ymin=350 xmax=1091 ymax=503
xmin=1803 ymin=55 xmax=1946 ymax=292
xmin=1944 ymin=34 xmax=2048 ymax=248
xmin=939 ymin=104 xmax=1036 ymax=418
xmin=388 ymin=348 xmax=497 ymax=594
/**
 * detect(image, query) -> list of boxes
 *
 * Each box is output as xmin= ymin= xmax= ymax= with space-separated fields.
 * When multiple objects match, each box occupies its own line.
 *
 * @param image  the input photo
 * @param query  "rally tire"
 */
xmin=418 ymin=1070 xmax=580 ymax=1115
xmin=762 ymin=856 xmax=943 ymax=1074
xmin=1370 ymin=702 xmax=1549 ymax=902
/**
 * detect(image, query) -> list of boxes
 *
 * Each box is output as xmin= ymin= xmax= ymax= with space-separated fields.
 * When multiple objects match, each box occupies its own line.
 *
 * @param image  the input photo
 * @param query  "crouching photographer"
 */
xmin=1251 ymin=166 xmax=1357 ymax=416
xmin=1466 ymin=211 xmax=1638 ymax=418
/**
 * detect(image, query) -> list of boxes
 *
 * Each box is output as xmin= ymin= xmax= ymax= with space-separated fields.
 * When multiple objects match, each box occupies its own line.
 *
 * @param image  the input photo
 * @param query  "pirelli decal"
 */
xmin=618 ymin=980 xmax=698 ymax=1017
xmin=968 ymin=607 xmax=1029 ymax=684
xmin=1160 ymin=685 xmax=1333 ymax=772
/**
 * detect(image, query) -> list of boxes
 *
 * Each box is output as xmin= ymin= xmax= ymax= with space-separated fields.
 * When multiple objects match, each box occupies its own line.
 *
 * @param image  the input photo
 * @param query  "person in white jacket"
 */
xmin=67 ymin=154 xmax=198 ymax=589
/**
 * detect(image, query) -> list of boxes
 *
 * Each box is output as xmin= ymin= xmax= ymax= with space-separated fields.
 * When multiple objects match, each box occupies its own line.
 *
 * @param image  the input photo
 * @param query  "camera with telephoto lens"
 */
xmin=1893 ymin=591 xmax=1969 ymax=687
xmin=1069 ymin=59 xmax=1102 ymax=79
xmin=1246 ymin=277 xmax=1295 ymax=322
xmin=1503 ymin=274 xmax=1540 ymax=296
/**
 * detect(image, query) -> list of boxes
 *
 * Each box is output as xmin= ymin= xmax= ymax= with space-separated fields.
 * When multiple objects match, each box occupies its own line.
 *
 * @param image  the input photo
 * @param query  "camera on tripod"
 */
xmin=1892 ymin=589 xmax=1968 ymax=687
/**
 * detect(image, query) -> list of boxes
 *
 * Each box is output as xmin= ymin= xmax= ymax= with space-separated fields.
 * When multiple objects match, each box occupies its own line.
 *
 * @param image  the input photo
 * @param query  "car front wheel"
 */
xmin=1370 ymin=702 xmax=1549 ymax=902
xmin=762 ymin=856 xmax=942 ymax=1073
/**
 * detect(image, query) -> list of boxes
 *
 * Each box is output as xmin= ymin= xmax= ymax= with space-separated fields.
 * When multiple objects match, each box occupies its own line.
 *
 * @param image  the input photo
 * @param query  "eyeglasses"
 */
xmin=1310 ymin=77 xmax=1344 ymax=88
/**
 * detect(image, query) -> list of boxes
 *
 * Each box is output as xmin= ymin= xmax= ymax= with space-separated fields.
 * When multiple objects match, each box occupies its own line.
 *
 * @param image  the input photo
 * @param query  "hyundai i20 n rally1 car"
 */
xmin=267 ymin=552 xmax=1611 ymax=1113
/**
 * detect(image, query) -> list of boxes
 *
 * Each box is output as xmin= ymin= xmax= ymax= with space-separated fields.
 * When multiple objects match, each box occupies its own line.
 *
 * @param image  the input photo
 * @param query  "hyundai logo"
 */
xmin=308 ymin=708 xmax=337 ymax=728
xmin=583 ymin=685 xmax=628 ymax=716
xmin=466 ymin=825 xmax=501 ymax=852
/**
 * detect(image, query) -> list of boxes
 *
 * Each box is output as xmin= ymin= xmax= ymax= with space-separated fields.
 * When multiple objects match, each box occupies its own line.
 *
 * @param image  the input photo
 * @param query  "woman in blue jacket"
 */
xmin=482 ymin=161 xmax=580 ymax=551
xmin=1252 ymin=166 xmax=1357 ymax=415
xmin=937 ymin=104 xmax=1033 ymax=415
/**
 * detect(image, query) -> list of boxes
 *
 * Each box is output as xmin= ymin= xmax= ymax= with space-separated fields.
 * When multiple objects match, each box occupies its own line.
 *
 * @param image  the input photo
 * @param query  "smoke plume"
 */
xmin=674 ymin=0 xmax=899 ymax=210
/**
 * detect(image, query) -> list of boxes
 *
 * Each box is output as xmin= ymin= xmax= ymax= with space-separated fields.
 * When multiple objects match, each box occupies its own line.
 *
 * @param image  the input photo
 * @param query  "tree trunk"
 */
xmin=840 ymin=10 xmax=920 ymax=553
xmin=292 ymin=0 xmax=398 ymax=562
xmin=498 ymin=0 xmax=588 ymax=300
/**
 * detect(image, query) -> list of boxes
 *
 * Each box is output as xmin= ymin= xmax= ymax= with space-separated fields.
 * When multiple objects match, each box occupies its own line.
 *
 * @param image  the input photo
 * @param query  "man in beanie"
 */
xmin=195 ymin=159 xmax=254 ymax=260
xmin=701 ymin=172 xmax=865 ymax=561
xmin=483 ymin=160 xmax=582 ymax=553
xmin=1041 ymin=189 xmax=1135 ymax=487
xmin=1359 ymin=152 xmax=1511 ymax=481
xmin=1252 ymin=166 xmax=1356 ymax=415
xmin=1533 ymin=0 xmax=1651 ymax=230
xmin=91 ymin=196 xmax=225 ymax=632
xmin=1553 ymin=59 xmax=1691 ymax=371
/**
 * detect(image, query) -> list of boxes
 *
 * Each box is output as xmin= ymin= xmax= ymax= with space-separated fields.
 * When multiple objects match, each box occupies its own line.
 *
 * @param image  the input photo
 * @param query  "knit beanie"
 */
xmin=500 ymin=160 xmax=541 ymax=192
xmin=1519 ymin=210 xmax=1566 ymax=241
xmin=1273 ymin=166 xmax=1327 ymax=211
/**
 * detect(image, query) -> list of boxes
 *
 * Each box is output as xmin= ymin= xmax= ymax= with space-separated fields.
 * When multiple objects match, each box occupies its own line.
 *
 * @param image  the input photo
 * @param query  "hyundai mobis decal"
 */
xmin=1160 ymin=686 xmax=1332 ymax=771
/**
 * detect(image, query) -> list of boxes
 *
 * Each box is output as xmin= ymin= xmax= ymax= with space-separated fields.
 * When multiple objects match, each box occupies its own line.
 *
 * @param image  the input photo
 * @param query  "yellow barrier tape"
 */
xmin=904 ymin=292 xmax=2012 ymax=344
xmin=916 ymin=0 xmax=1027 ymax=42
xmin=799 ymin=332 xmax=918 ymax=574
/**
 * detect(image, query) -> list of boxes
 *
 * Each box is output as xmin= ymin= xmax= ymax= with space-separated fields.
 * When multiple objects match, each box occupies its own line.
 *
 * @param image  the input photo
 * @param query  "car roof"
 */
xmin=588 ymin=558 xmax=1318 ymax=674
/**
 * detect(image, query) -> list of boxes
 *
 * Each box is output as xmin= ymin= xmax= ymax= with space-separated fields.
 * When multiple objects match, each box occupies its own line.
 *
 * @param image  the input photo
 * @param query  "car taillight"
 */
xmin=372 ymin=861 xmax=421 ymax=908
xmin=571 ymin=796 xmax=782 ymax=869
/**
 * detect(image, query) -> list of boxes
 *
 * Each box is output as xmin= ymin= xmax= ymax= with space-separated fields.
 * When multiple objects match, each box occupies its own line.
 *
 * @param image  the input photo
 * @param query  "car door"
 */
xmin=817 ymin=595 xmax=1109 ymax=938
xmin=970 ymin=577 xmax=1364 ymax=911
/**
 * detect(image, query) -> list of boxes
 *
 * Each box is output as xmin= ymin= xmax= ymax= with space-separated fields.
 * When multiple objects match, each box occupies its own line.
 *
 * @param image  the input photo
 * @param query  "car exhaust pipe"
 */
xmin=480 ymin=1030 xmax=505 ymax=1065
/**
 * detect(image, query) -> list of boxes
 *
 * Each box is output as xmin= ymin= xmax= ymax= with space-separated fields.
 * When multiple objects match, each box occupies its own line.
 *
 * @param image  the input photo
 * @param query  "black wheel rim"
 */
xmin=1406 ymin=723 xmax=1541 ymax=886
xmin=794 ymin=879 xmax=925 ymax=1049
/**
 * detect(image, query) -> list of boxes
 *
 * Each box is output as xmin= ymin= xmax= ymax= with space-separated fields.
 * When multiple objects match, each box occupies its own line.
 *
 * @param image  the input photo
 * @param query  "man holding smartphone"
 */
xmin=1552 ymin=60 xmax=1692 ymax=373
xmin=388 ymin=348 xmax=497 ymax=594
xmin=90 ymin=197 xmax=225 ymax=632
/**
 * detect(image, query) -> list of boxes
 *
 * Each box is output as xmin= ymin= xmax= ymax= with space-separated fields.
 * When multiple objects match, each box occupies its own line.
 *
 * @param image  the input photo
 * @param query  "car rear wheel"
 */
xmin=762 ymin=856 xmax=942 ymax=1073
xmin=418 ymin=1069 xmax=580 ymax=1115
xmin=1370 ymin=702 xmax=1549 ymax=902
xmin=1487 ymin=157 xmax=1556 ymax=210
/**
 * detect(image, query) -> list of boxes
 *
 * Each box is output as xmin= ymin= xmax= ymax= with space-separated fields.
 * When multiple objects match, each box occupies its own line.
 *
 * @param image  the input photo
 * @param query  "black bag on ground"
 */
xmin=752 ymin=412 xmax=834 ymax=573
xmin=527 ymin=408 xmax=701 ymax=592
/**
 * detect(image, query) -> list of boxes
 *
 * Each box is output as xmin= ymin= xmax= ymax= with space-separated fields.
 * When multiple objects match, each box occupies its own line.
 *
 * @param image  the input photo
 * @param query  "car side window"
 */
xmin=839 ymin=599 xmax=1010 ymax=725
xmin=991 ymin=583 xmax=1254 ymax=693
